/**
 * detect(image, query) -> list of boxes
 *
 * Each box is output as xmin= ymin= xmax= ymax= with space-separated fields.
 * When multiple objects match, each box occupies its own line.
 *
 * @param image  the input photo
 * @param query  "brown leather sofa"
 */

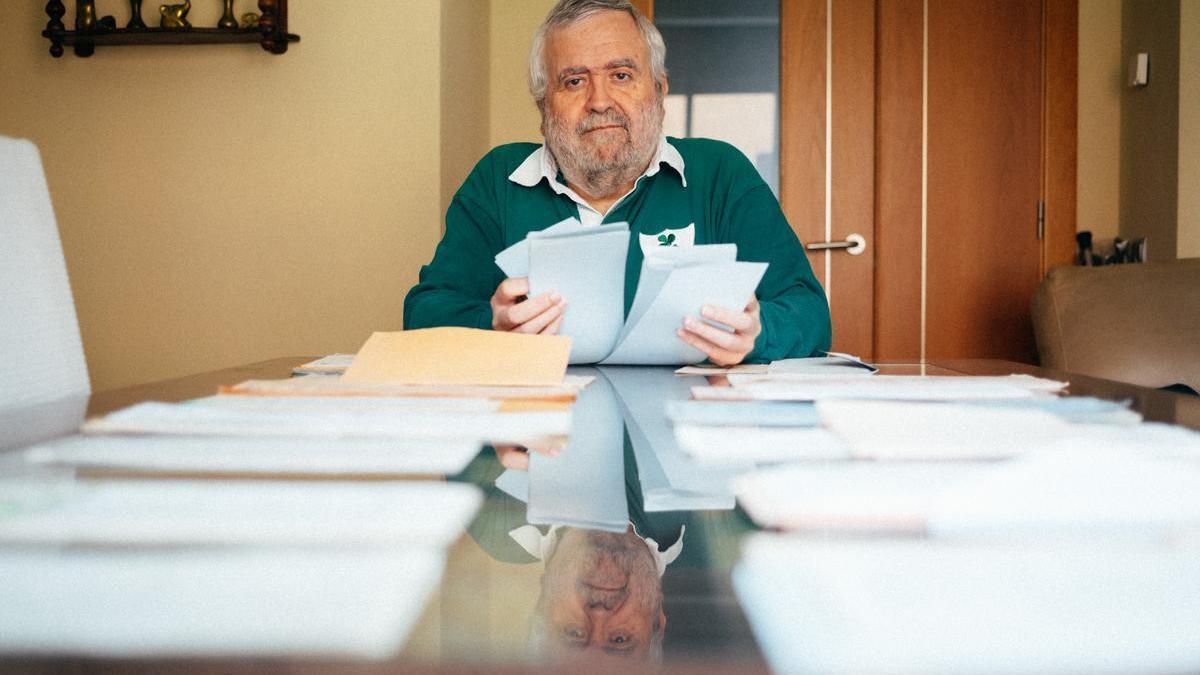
xmin=1030 ymin=260 xmax=1200 ymax=391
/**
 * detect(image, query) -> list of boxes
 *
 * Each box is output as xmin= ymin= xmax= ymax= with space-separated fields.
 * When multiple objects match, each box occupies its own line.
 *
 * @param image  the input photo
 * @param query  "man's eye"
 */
xmin=565 ymin=627 xmax=586 ymax=640
xmin=565 ymin=78 xmax=583 ymax=88
xmin=611 ymin=634 xmax=628 ymax=644
xmin=614 ymin=72 xmax=630 ymax=81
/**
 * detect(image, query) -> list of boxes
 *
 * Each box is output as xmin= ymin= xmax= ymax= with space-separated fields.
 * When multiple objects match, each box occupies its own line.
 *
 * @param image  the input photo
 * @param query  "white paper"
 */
xmin=0 ymin=478 xmax=482 ymax=547
xmin=817 ymin=400 xmax=1075 ymax=460
xmin=527 ymin=368 xmax=628 ymax=531
xmin=716 ymin=374 xmax=1065 ymax=401
xmin=83 ymin=401 xmax=571 ymax=445
xmin=735 ymin=535 xmax=1200 ymax=674
xmin=666 ymin=399 xmax=821 ymax=427
xmin=494 ymin=216 xmax=582 ymax=277
xmin=767 ymin=352 xmax=878 ymax=375
xmin=528 ymin=224 xmax=630 ymax=363
xmin=675 ymin=425 xmax=849 ymax=466
xmin=292 ymin=354 xmax=356 ymax=375
xmin=24 ymin=433 xmax=482 ymax=476
xmin=602 ymin=260 xmax=767 ymax=365
xmin=0 ymin=548 xmax=444 ymax=659
xmin=734 ymin=462 xmax=987 ymax=530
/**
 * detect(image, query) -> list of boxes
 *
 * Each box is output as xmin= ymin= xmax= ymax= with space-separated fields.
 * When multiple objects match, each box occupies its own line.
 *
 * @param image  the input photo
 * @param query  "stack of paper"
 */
xmin=496 ymin=219 xmax=767 ymax=365
xmin=693 ymin=374 xmax=1067 ymax=401
xmin=292 ymin=353 xmax=355 ymax=375
xmin=0 ymin=478 xmax=482 ymax=547
xmin=734 ymin=535 xmax=1200 ymax=674
xmin=0 ymin=548 xmax=445 ymax=659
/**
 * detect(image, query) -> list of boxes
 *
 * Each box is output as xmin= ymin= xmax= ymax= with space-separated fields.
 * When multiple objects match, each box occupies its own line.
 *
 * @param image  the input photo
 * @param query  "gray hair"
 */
xmin=528 ymin=0 xmax=668 ymax=107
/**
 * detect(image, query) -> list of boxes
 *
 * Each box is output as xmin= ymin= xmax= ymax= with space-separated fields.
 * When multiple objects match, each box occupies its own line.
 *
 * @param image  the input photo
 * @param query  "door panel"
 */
xmin=926 ymin=0 xmax=1042 ymax=361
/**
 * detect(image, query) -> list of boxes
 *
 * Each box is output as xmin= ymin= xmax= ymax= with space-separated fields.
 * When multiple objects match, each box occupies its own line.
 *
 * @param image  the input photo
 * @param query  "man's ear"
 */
xmin=659 ymin=76 xmax=669 ymax=99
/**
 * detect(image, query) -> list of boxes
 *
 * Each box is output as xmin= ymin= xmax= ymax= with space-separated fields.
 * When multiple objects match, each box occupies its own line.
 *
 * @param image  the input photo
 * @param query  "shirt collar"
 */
xmin=508 ymin=135 xmax=687 ymax=190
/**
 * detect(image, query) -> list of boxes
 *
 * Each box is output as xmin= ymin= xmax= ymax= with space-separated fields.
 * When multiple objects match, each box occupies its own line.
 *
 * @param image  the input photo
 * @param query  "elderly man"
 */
xmin=404 ymin=0 xmax=830 ymax=365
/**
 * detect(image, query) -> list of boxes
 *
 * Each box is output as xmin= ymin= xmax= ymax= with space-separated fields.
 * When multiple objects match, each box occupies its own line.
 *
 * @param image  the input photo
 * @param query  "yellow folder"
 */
xmin=342 ymin=328 xmax=571 ymax=387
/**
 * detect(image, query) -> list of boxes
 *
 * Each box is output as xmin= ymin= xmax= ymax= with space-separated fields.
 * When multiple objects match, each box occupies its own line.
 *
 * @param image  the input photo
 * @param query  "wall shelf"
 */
xmin=43 ymin=0 xmax=300 ymax=58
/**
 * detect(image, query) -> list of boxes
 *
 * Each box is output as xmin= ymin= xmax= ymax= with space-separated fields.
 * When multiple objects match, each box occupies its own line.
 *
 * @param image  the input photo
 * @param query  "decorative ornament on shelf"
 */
xmin=159 ymin=0 xmax=191 ymax=30
xmin=218 ymin=0 xmax=238 ymax=29
xmin=76 ymin=0 xmax=97 ymax=32
xmin=241 ymin=12 xmax=260 ymax=29
xmin=127 ymin=0 xmax=146 ymax=29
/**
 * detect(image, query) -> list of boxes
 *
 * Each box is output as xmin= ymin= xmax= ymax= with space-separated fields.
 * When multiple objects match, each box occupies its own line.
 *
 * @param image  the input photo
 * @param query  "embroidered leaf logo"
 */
xmin=658 ymin=233 xmax=677 ymax=246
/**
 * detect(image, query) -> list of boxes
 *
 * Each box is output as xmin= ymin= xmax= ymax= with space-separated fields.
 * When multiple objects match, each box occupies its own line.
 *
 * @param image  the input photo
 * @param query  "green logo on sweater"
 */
xmin=657 ymin=233 xmax=677 ymax=246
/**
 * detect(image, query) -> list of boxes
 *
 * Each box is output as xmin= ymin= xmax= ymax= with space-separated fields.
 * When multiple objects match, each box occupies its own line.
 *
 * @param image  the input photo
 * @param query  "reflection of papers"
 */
xmin=0 ymin=548 xmax=444 ymax=658
xmin=25 ymin=434 xmax=482 ymax=476
xmin=695 ymin=374 xmax=1067 ymax=401
xmin=767 ymin=352 xmax=878 ymax=375
xmin=674 ymin=363 xmax=768 ymax=375
xmin=527 ymin=369 xmax=628 ymax=532
xmin=735 ymin=535 xmax=1200 ymax=674
xmin=603 ymin=367 xmax=743 ymax=511
xmin=816 ymin=400 xmax=1074 ymax=460
xmin=666 ymin=400 xmax=820 ymax=427
xmin=675 ymin=426 xmax=849 ymax=466
xmin=83 ymin=400 xmax=570 ymax=446
xmin=0 ymin=479 xmax=482 ymax=547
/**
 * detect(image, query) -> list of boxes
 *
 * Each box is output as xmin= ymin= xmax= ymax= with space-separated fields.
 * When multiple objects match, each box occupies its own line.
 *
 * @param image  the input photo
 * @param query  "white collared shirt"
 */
xmin=507 ymin=135 xmax=688 ymax=227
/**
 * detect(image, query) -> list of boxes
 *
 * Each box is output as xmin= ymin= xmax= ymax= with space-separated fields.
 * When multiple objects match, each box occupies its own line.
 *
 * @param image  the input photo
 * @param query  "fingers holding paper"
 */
xmin=491 ymin=277 xmax=567 ymax=335
xmin=677 ymin=296 xmax=761 ymax=366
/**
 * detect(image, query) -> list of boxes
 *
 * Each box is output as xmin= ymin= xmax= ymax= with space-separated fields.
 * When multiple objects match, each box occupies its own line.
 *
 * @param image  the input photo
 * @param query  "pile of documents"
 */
xmin=1 ymin=327 xmax=594 ymax=659
xmin=673 ymin=360 xmax=1200 ymax=673
xmin=496 ymin=218 xmax=766 ymax=364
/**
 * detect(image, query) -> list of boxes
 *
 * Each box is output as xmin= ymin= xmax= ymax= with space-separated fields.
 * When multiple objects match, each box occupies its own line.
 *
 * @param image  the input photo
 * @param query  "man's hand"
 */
xmin=491 ymin=277 xmax=567 ymax=334
xmin=676 ymin=296 xmax=761 ymax=366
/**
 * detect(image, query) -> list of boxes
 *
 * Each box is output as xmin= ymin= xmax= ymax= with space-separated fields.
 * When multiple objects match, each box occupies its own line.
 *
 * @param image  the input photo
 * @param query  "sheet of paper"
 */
xmin=528 ymin=225 xmax=629 ymax=363
xmin=735 ymin=535 xmax=1200 ymax=674
xmin=929 ymin=445 xmax=1200 ymax=537
xmin=817 ymin=400 xmax=1075 ymax=460
xmin=343 ymin=328 xmax=570 ymax=387
xmin=675 ymin=425 xmax=849 ymax=466
xmin=733 ymin=462 xmax=986 ymax=530
xmin=527 ymin=369 xmax=628 ymax=532
xmin=702 ymin=374 xmax=1063 ymax=402
xmin=225 ymin=374 xmax=594 ymax=401
xmin=602 ymin=261 xmax=767 ymax=365
xmin=24 ymin=433 xmax=483 ymax=476
xmin=494 ymin=217 xmax=581 ymax=277
xmin=83 ymin=400 xmax=571 ymax=445
xmin=767 ymin=352 xmax=878 ymax=375
xmin=958 ymin=396 xmax=1142 ymax=425
xmin=292 ymin=354 xmax=355 ymax=375
xmin=666 ymin=400 xmax=821 ymax=427
xmin=193 ymin=394 xmax=499 ymax=413
xmin=0 ymin=548 xmax=444 ymax=658
xmin=0 ymin=478 xmax=481 ymax=547
xmin=674 ymin=363 xmax=769 ymax=375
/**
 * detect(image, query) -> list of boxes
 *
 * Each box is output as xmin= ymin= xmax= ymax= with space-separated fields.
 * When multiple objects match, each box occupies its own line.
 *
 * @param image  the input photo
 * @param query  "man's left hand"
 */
xmin=676 ymin=296 xmax=761 ymax=366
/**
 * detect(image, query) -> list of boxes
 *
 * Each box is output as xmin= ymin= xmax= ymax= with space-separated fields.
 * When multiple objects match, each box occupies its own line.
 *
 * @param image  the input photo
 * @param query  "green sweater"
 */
xmin=403 ymin=137 xmax=831 ymax=361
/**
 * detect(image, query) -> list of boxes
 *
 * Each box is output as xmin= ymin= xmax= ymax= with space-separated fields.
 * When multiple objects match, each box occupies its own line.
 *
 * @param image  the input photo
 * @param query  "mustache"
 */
xmin=577 ymin=111 xmax=629 ymax=135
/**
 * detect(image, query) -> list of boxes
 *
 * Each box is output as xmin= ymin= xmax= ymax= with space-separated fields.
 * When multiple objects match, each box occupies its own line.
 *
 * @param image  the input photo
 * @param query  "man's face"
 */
xmin=534 ymin=527 xmax=666 ymax=663
xmin=541 ymin=10 xmax=666 ymax=197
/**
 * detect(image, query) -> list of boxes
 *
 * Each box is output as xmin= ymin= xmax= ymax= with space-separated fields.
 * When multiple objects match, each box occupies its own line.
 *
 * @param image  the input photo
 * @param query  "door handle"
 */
xmin=805 ymin=233 xmax=866 ymax=255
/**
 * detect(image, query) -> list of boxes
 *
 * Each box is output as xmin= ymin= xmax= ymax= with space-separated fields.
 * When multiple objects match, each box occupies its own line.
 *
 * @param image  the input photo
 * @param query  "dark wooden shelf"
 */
xmin=43 ymin=0 xmax=299 ymax=57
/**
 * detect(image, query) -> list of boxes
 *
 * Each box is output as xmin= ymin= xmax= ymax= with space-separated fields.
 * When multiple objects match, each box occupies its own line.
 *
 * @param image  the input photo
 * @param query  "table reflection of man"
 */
xmin=529 ymin=526 xmax=666 ymax=662
xmin=404 ymin=0 xmax=831 ymax=366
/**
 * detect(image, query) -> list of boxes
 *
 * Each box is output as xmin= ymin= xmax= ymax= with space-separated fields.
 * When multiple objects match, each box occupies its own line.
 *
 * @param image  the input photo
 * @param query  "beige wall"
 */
xmin=442 ymin=0 xmax=492 ymax=215
xmin=1077 ymin=0 xmax=1123 ymax=245
xmin=1180 ymin=0 xmax=1200 ymax=259
xmin=0 ymin=1 xmax=478 ymax=390
xmin=489 ymin=0 xmax=556 ymax=147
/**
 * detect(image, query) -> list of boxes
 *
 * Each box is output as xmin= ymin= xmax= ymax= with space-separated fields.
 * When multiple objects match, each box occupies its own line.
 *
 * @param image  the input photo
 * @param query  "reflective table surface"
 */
xmin=2 ymin=358 xmax=1198 ymax=674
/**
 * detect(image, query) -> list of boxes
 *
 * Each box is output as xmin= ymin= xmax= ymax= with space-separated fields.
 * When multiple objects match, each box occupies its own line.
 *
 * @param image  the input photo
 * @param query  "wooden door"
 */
xmin=780 ymin=0 xmax=1077 ymax=363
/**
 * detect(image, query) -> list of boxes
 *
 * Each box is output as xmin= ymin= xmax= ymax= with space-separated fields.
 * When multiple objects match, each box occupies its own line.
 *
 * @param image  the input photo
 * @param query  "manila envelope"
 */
xmin=342 ymin=328 xmax=571 ymax=387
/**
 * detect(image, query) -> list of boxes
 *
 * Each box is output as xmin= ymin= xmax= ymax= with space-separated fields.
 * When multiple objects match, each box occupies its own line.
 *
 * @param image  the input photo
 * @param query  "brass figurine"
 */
xmin=241 ymin=12 xmax=260 ymax=29
xmin=76 ymin=0 xmax=97 ymax=32
xmin=218 ymin=0 xmax=238 ymax=29
xmin=127 ymin=0 xmax=146 ymax=28
xmin=159 ymin=0 xmax=191 ymax=29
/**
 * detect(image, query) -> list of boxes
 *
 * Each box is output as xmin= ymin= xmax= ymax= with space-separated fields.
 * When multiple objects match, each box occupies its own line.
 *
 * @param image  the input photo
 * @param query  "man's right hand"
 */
xmin=491 ymin=276 xmax=567 ymax=334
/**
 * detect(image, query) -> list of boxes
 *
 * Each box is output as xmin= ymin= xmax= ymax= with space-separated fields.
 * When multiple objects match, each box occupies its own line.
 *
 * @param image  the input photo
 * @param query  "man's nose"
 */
xmin=585 ymin=588 xmax=627 ymax=612
xmin=587 ymin=78 xmax=614 ymax=113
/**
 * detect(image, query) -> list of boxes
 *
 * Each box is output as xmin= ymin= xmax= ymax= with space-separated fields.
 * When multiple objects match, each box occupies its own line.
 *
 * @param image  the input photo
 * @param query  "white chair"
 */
xmin=0 ymin=136 xmax=90 ymax=450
